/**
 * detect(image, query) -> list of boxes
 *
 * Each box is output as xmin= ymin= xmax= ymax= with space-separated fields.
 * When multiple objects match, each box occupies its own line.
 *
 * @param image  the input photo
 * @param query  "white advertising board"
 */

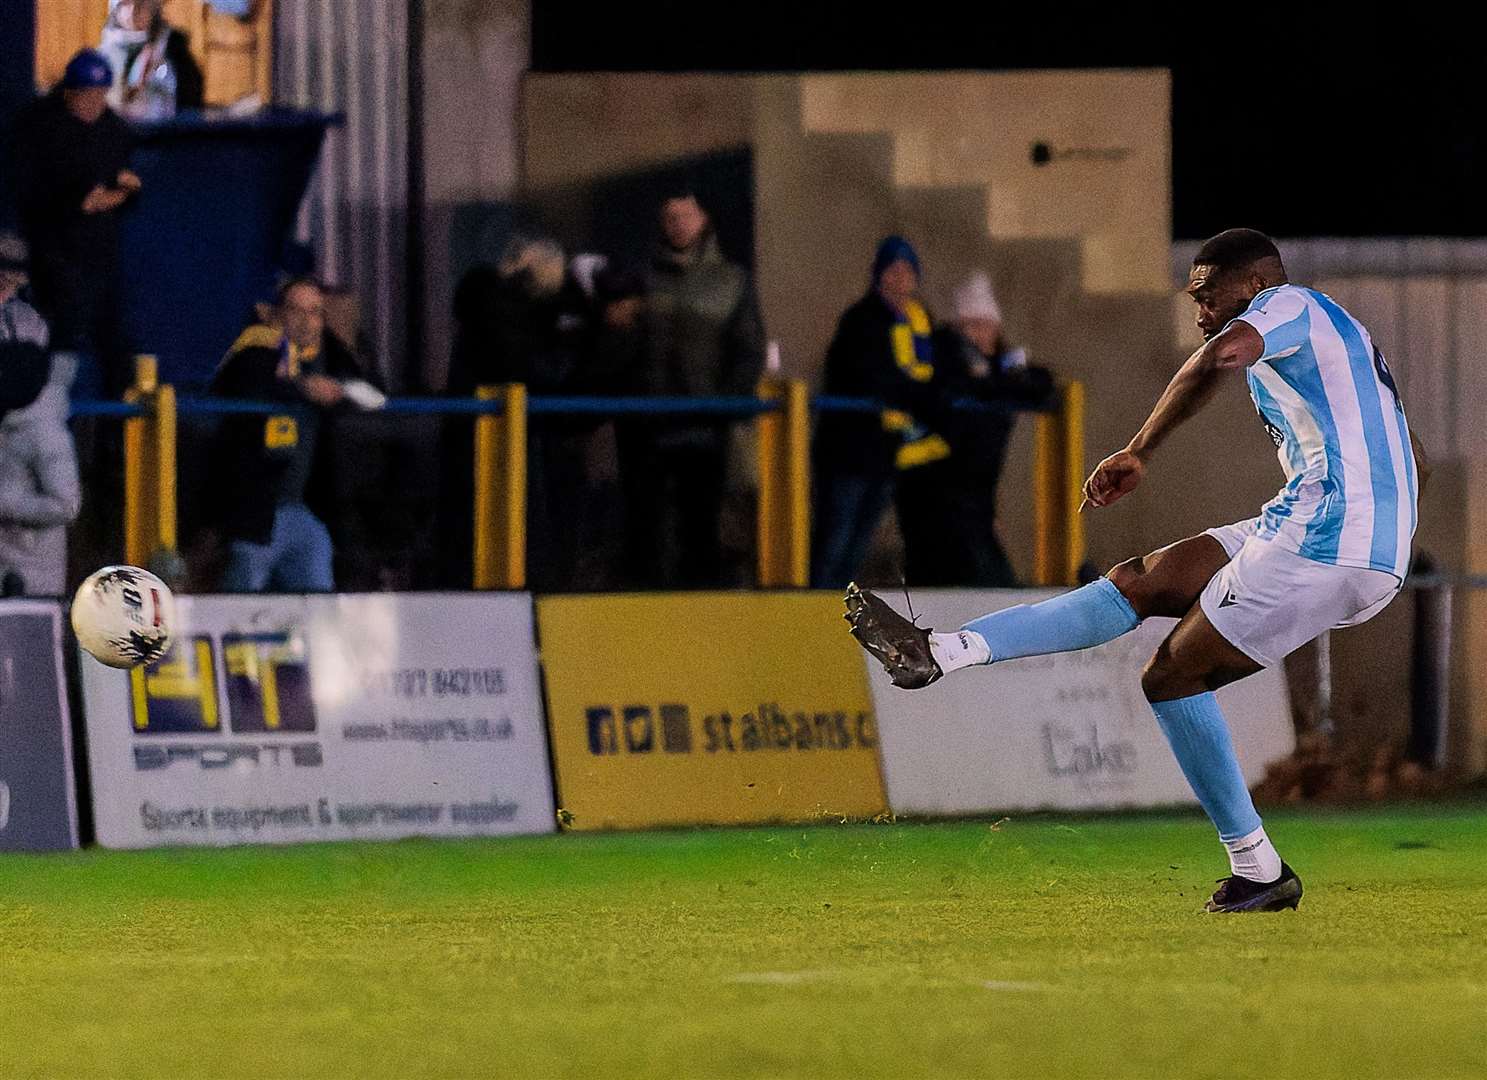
xmin=80 ymin=593 xmax=555 ymax=847
xmin=870 ymin=590 xmax=1295 ymax=816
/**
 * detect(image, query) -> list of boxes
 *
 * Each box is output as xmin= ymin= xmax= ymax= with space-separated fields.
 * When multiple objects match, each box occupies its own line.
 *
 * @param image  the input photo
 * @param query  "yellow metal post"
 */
xmin=1031 ymin=380 xmax=1087 ymax=587
xmin=1032 ymin=410 xmax=1057 ymax=587
xmin=755 ymin=378 xmax=811 ymax=587
xmin=1060 ymin=381 xmax=1087 ymax=585
xmin=784 ymin=378 xmax=811 ymax=587
xmin=122 ymin=356 xmax=177 ymax=568
xmin=472 ymin=383 xmax=527 ymax=589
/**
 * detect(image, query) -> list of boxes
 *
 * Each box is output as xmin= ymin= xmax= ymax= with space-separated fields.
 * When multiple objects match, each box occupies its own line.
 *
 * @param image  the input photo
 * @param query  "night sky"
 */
xmin=532 ymin=6 xmax=1485 ymax=239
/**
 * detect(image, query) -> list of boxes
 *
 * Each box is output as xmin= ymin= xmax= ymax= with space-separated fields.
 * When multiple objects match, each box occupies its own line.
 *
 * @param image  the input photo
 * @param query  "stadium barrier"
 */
xmin=867 ymin=590 xmax=1294 ymax=818
xmin=76 ymin=593 xmax=554 ymax=848
xmin=536 ymin=592 xmax=889 ymax=829
xmin=0 ymin=601 xmax=81 ymax=851
xmin=89 ymin=356 xmax=1087 ymax=590
xmin=27 ymin=580 xmax=1485 ymax=848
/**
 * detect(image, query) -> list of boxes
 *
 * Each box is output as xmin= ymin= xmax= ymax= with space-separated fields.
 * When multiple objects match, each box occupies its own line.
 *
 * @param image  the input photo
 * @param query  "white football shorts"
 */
xmin=1199 ymin=519 xmax=1402 ymax=669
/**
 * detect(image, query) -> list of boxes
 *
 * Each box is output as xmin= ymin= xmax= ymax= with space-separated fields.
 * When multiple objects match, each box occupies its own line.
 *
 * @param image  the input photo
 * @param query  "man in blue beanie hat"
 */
xmin=811 ymin=235 xmax=949 ymax=586
xmin=14 ymin=48 xmax=140 ymax=396
xmin=871 ymin=235 xmax=920 ymax=283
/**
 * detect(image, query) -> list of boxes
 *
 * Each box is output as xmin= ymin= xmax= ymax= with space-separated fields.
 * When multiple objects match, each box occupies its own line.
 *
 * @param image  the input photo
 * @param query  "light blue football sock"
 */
xmin=960 ymin=577 xmax=1140 ymax=662
xmin=1149 ymin=692 xmax=1262 ymax=842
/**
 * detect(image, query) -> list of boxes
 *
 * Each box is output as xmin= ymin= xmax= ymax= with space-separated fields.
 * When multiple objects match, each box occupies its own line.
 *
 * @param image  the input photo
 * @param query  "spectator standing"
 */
xmin=100 ymin=0 xmax=205 ymax=121
xmin=811 ymin=236 xmax=946 ymax=587
xmin=13 ymin=49 xmax=139 ymax=397
xmin=210 ymin=277 xmax=374 ymax=593
xmin=0 ymin=236 xmax=79 ymax=597
xmin=443 ymin=237 xmax=618 ymax=590
xmin=619 ymin=189 xmax=764 ymax=588
xmin=908 ymin=271 xmax=1054 ymax=587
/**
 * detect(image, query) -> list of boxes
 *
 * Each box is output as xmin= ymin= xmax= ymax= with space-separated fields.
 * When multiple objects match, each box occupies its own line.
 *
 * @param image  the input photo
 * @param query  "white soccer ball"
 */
xmin=71 ymin=566 xmax=176 ymax=670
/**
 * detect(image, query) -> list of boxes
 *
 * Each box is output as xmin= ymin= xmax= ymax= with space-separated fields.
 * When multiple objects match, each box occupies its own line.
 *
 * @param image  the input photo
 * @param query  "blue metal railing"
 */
xmin=69 ymin=392 xmax=1058 ymax=421
xmin=69 ymin=400 xmax=149 ymax=418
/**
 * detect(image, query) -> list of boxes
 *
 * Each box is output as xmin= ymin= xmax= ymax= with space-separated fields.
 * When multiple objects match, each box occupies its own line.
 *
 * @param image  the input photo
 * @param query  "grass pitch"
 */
xmin=2 ymin=805 xmax=1485 ymax=1079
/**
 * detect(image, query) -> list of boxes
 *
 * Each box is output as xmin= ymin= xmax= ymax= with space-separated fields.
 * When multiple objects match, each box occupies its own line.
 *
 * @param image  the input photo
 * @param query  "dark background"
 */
xmin=0 ymin=0 xmax=37 ymax=229
xmin=532 ymin=5 xmax=1485 ymax=240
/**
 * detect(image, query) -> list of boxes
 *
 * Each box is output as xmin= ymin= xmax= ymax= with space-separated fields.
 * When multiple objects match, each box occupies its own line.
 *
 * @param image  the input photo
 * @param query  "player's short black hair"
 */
xmin=1193 ymin=228 xmax=1282 ymax=272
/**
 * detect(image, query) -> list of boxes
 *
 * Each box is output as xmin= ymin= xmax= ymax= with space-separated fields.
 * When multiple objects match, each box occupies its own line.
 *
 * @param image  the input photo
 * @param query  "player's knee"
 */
xmin=1141 ymin=652 xmax=1201 ymax=703
xmin=1106 ymin=556 xmax=1142 ymax=587
xmin=1140 ymin=657 xmax=1173 ymax=702
xmin=1107 ymin=556 xmax=1155 ymax=618
xmin=1136 ymin=654 xmax=1207 ymax=705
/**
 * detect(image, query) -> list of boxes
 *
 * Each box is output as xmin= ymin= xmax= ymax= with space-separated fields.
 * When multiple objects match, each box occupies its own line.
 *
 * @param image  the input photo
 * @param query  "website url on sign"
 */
xmin=342 ymin=717 xmax=513 ymax=744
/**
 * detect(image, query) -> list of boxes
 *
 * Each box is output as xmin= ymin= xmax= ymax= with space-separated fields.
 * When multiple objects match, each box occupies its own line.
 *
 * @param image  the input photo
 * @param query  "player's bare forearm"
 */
xmin=1127 ymin=323 xmax=1262 ymax=461
xmin=1125 ymin=346 xmax=1226 ymax=461
xmin=1083 ymin=324 xmax=1261 ymax=509
xmin=1081 ymin=353 xmax=1218 ymax=510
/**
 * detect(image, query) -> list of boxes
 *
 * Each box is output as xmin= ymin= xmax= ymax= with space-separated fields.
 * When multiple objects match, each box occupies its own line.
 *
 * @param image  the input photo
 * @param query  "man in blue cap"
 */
xmin=810 ymin=235 xmax=947 ymax=587
xmin=14 ymin=49 xmax=140 ymax=396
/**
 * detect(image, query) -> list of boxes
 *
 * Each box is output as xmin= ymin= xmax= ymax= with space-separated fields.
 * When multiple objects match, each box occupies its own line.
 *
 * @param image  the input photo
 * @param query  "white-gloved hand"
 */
xmin=341 ymin=379 xmax=387 ymax=411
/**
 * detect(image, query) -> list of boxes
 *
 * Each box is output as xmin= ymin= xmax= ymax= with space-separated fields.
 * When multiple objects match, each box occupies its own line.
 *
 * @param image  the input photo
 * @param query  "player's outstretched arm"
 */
xmin=1083 ymin=323 xmax=1262 ymax=509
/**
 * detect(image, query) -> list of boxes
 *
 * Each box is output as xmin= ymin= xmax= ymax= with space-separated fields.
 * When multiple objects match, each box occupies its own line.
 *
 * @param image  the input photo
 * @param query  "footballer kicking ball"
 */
xmin=71 ymin=565 xmax=176 ymax=669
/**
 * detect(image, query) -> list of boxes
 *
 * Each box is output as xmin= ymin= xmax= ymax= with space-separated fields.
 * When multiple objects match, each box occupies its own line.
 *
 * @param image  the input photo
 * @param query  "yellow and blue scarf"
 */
xmin=882 ymin=298 xmax=950 ymax=470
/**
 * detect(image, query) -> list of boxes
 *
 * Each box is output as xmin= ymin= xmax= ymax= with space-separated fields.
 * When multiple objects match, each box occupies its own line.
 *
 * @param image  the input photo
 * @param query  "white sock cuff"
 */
xmin=929 ymin=629 xmax=991 ymax=674
xmin=1222 ymin=825 xmax=1282 ymax=883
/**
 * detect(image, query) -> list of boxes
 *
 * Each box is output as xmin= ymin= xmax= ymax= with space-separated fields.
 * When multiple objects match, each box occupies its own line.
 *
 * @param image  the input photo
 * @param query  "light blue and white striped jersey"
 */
xmin=1232 ymin=284 xmax=1417 ymax=580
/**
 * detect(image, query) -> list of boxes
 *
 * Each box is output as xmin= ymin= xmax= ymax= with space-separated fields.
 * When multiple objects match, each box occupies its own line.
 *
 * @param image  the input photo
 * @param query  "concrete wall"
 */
xmin=523 ymin=74 xmax=754 ymax=187
xmin=796 ymin=71 xmax=1171 ymax=296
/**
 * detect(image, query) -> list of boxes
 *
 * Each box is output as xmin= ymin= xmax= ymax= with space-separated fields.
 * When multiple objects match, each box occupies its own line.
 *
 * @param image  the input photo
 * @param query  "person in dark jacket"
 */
xmin=906 ymin=271 xmax=1054 ymax=587
xmin=13 ymin=49 xmax=139 ymax=397
xmin=447 ymin=238 xmax=592 ymax=397
xmin=210 ymin=276 xmax=367 ymax=592
xmin=441 ymin=236 xmax=619 ymax=589
xmin=618 ymin=189 xmax=765 ymax=588
xmin=810 ymin=235 xmax=946 ymax=588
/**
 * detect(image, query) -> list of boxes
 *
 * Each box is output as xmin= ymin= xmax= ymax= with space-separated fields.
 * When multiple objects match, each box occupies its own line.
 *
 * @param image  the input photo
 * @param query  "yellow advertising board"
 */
xmin=537 ymin=593 xmax=887 ymax=830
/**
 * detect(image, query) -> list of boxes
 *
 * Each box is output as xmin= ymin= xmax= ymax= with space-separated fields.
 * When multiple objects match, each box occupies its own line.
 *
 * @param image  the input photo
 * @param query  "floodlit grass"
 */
xmin=2 ymin=805 xmax=1485 ymax=1079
